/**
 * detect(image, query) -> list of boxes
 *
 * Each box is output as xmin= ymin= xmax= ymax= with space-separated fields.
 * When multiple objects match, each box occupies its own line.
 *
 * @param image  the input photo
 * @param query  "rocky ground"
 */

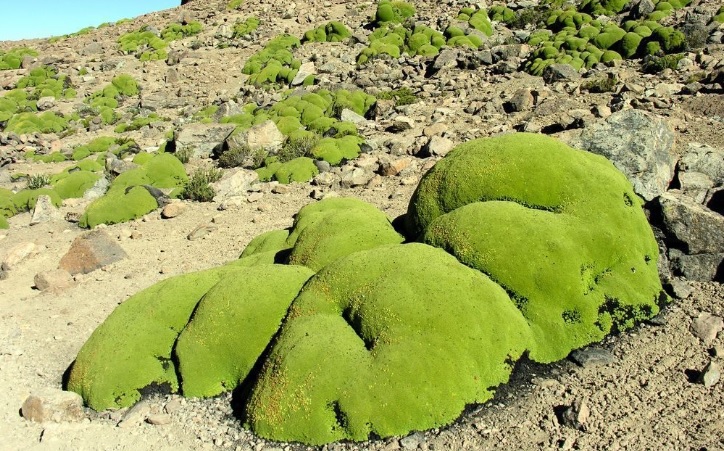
xmin=1 ymin=0 xmax=723 ymax=449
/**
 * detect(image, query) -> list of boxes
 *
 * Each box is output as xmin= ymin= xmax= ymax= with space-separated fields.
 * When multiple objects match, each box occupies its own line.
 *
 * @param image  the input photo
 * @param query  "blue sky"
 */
xmin=0 ymin=0 xmax=180 ymax=41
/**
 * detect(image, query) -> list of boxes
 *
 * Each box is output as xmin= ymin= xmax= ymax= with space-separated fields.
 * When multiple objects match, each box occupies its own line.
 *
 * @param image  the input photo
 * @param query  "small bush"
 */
xmin=182 ymin=167 xmax=222 ymax=202
xmin=642 ymin=53 xmax=684 ymax=73
xmin=27 ymin=174 xmax=51 ymax=190
xmin=233 ymin=17 xmax=260 ymax=37
xmin=582 ymin=74 xmax=618 ymax=93
xmin=277 ymin=135 xmax=319 ymax=163
xmin=377 ymin=87 xmax=417 ymax=106
xmin=218 ymin=144 xmax=267 ymax=169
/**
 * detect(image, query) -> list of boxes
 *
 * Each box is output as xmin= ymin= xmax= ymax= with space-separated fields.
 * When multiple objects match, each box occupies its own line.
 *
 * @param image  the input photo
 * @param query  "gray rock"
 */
xmin=174 ymin=123 xmax=236 ymax=159
xmin=30 ymin=195 xmax=61 ymax=225
xmin=83 ymin=176 xmax=109 ymax=200
xmin=146 ymin=414 xmax=172 ymax=426
xmin=291 ymin=61 xmax=315 ymax=86
xmin=433 ymin=49 xmax=459 ymax=71
xmin=36 ymin=96 xmax=55 ymax=111
xmin=2 ymin=242 xmax=37 ymax=271
xmin=558 ymin=398 xmax=590 ymax=431
xmin=21 ymin=389 xmax=85 ymax=423
xmin=187 ymin=224 xmax=217 ymax=241
xmin=422 ymin=136 xmax=455 ymax=157
xmin=699 ymin=361 xmax=720 ymax=388
xmin=400 ymin=432 xmax=425 ymax=449
xmin=658 ymin=192 xmax=724 ymax=254
xmin=80 ymin=42 xmax=104 ymax=55
xmin=215 ymin=23 xmax=234 ymax=39
xmin=141 ymin=92 xmax=185 ymax=110
xmin=691 ymin=312 xmax=724 ymax=345
xmin=59 ymin=230 xmax=128 ymax=275
xmin=245 ymin=120 xmax=285 ymax=152
xmin=571 ymin=110 xmax=675 ymax=201
xmin=505 ymin=88 xmax=535 ymax=113
xmin=210 ymin=168 xmax=259 ymax=201
xmin=34 ymin=269 xmax=73 ymax=292
xmin=630 ymin=0 xmax=655 ymax=18
xmin=679 ymin=142 xmax=724 ymax=185
xmin=678 ymin=171 xmax=714 ymax=203
xmin=118 ymin=400 xmax=151 ymax=428
xmin=668 ymin=249 xmax=724 ymax=282
xmin=570 ymin=348 xmax=615 ymax=367
xmin=390 ymin=116 xmax=415 ymax=132
xmin=543 ymin=63 xmax=580 ymax=83
xmin=106 ymin=154 xmax=139 ymax=176
xmin=341 ymin=167 xmax=372 ymax=188
xmin=669 ymin=277 xmax=692 ymax=299
xmin=340 ymin=108 xmax=367 ymax=124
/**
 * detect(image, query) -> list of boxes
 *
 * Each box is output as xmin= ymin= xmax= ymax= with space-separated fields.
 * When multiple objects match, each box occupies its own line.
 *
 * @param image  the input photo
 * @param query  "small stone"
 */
xmin=291 ymin=61 xmax=315 ymax=86
xmin=30 ymin=195 xmax=61 ymax=225
xmin=118 ymin=400 xmax=151 ymax=428
xmin=187 ymin=224 xmax=217 ymax=241
xmin=423 ymin=122 xmax=448 ymax=137
xmin=271 ymin=184 xmax=289 ymax=194
xmin=340 ymin=108 xmax=368 ymax=124
xmin=691 ymin=312 xmax=724 ymax=345
xmin=164 ymin=398 xmax=183 ymax=414
xmin=2 ymin=242 xmax=37 ymax=270
xmin=247 ymin=192 xmax=264 ymax=202
xmin=21 ymin=389 xmax=85 ymax=423
xmin=399 ymin=432 xmax=425 ymax=449
xmin=699 ymin=361 xmax=720 ymax=388
xmin=570 ymin=348 xmax=615 ymax=367
xmin=669 ymin=278 xmax=692 ymax=299
xmin=390 ymin=116 xmax=415 ymax=132
xmin=379 ymin=158 xmax=411 ymax=177
xmin=423 ymin=136 xmax=455 ymax=157
xmin=36 ymin=96 xmax=56 ymax=111
xmin=146 ymin=414 xmax=172 ymax=425
xmin=161 ymin=202 xmax=187 ymax=219
xmin=34 ymin=269 xmax=73 ymax=292
xmin=558 ymin=398 xmax=590 ymax=431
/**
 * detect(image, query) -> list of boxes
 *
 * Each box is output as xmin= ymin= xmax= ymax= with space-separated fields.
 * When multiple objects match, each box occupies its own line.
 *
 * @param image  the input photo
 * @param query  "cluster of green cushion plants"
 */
xmin=118 ymin=21 xmax=203 ymax=61
xmin=525 ymin=0 xmax=690 ymax=75
xmin=358 ymin=3 xmax=495 ymax=65
xmin=1 ymin=134 xmax=185 ymax=229
xmin=0 ymin=47 xmax=37 ymax=70
xmin=215 ymin=88 xmax=376 ymax=183
xmin=0 ymin=65 xmax=77 ymax=134
xmin=65 ymin=133 xmax=664 ymax=444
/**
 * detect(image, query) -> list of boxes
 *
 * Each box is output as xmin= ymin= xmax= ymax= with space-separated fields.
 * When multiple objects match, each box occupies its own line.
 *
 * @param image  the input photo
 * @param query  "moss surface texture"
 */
xmin=67 ymin=133 xmax=663 ymax=444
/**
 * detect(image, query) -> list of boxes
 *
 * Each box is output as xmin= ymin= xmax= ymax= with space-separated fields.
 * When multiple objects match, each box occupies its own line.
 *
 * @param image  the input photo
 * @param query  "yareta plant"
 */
xmin=66 ymin=133 xmax=664 ymax=445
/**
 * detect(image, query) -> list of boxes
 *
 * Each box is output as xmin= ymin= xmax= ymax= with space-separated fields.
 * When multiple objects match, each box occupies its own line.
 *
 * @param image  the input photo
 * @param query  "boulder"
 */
xmin=571 ymin=109 xmax=676 ymax=201
xmin=58 ymin=230 xmax=128 ymax=275
xmin=174 ymin=123 xmax=236 ymax=159
xmin=21 ymin=389 xmax=85 ymax=423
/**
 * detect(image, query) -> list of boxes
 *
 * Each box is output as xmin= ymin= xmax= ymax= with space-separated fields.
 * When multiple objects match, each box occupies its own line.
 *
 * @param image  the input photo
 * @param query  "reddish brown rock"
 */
xmin=58 ymin=230 xmax=127 ymax=275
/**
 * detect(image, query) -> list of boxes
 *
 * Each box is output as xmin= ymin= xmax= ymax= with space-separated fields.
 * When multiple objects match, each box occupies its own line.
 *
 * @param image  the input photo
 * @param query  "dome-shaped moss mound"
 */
xmin=66 ymin=133 xmax=664 ymax=445
xmin=174 ymin=264 xmax=314 ymax=398
xmin=407 ymin=133 xmax=663 ymax=362
xmin=247 ymin=243 xmax=531 ymax=444
xmin=283 ymin=197 xmax=404 ymax=271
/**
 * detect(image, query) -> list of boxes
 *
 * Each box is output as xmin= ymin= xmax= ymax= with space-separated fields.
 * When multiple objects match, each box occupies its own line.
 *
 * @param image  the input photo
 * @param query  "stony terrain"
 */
xmin=1 ymin=0 xmax=723 ymax=449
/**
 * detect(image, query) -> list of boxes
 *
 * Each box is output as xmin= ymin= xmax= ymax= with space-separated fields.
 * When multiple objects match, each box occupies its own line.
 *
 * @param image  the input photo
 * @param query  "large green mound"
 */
xmin=409 ymin=133 xmax=662 ymax=362
xmin=66 ymin=133 xmax=664 ymax=445
xmin=247 ymin=243 xmax=531 ymax=444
